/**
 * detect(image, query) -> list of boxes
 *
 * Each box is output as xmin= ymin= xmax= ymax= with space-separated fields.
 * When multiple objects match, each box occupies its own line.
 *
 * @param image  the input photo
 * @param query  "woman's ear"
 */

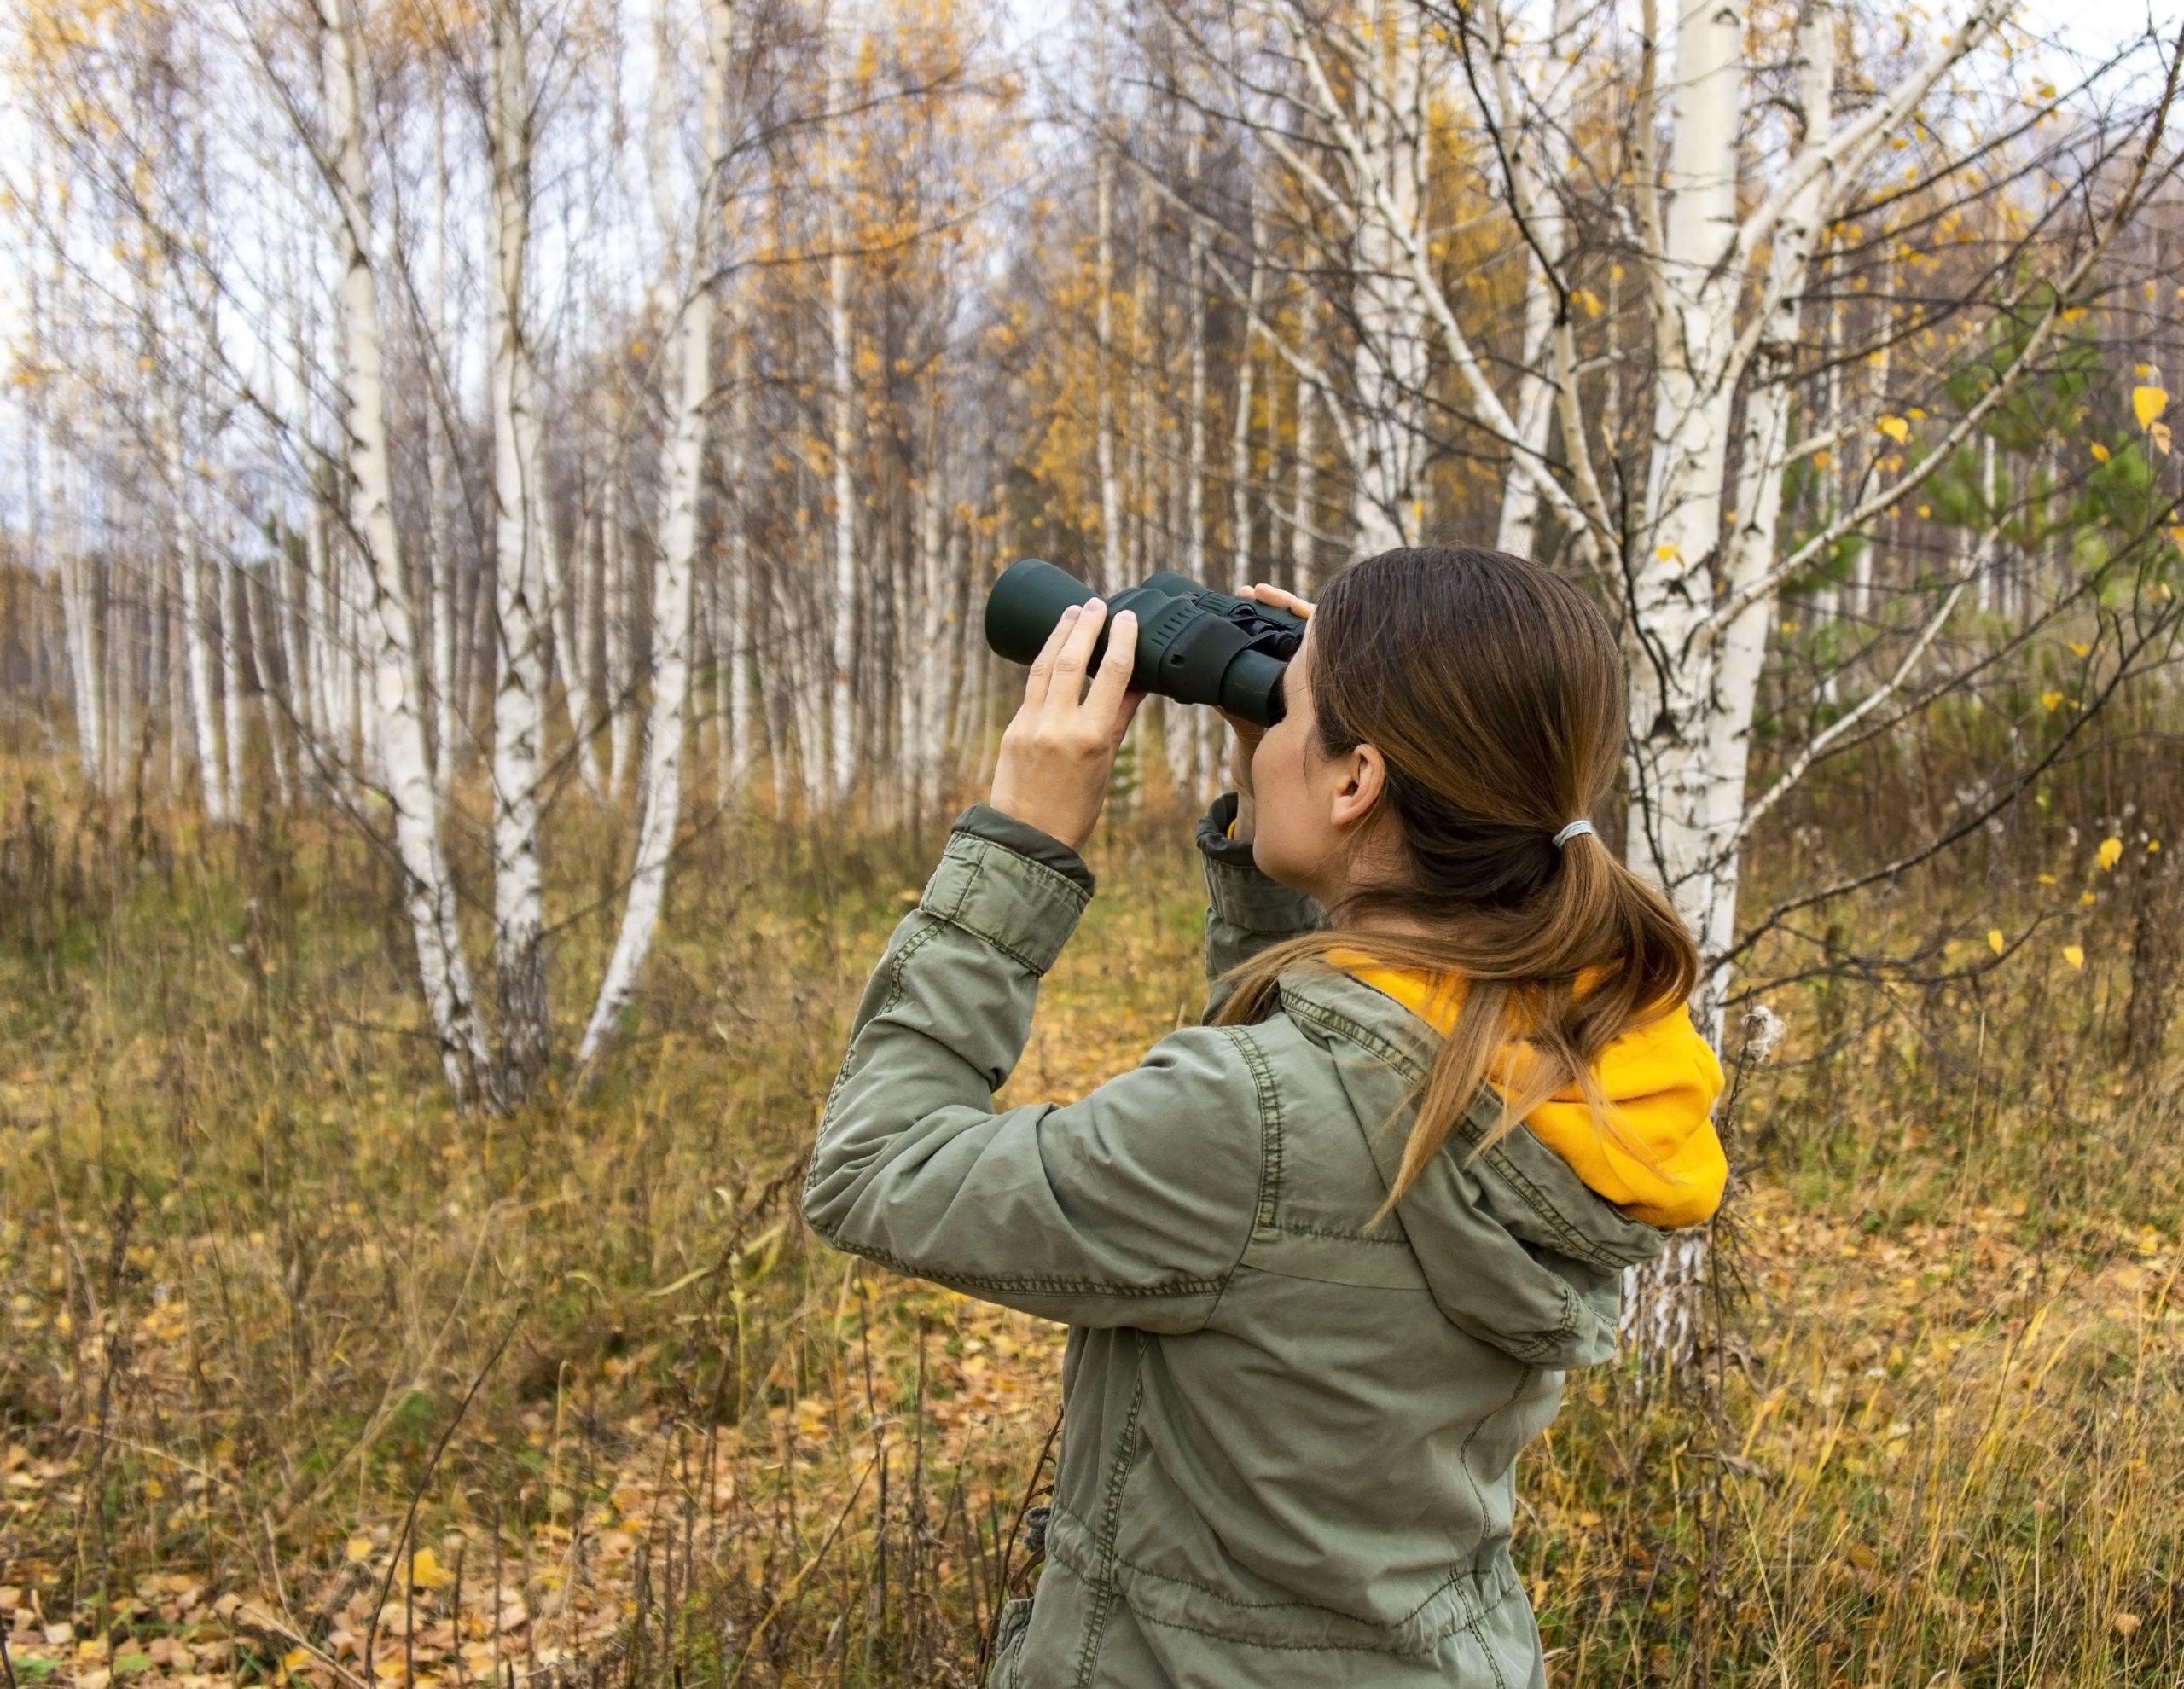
xmin=1327 ymin=743 xmax=1387 ymax=833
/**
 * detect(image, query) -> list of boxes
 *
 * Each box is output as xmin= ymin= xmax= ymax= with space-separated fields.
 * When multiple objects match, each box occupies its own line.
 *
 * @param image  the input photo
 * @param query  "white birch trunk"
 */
xmin=1230 ymin=199 xmax=1263 ymax=590
xmin=580 ymin=0 xmax=734 ymax=1064
xmin=221 ymin=545 xmax=248 ymax=816
xmin=318 ymin=0 xmax=491 ymax=1101
xmin=485 ymin=0 xmax=552 ymax=1093
xmin=910 ymin=461 xmax=951 ymax=822
xmin=1095 ymin=150 xmax=1123 ymax=594
xmin=826 ymin=32 xmax=858 ymax=805
xmin=1347 ymin=0 xmax=1429 ymax=555
xmin=428 ymin=82 xmax=461 ymax=799
xmin=1292 ymin=370 xmax=1318 ymax=592
xmin=55 ymin=476 xmax=107 ymax=791
xmin=1494 ymin=0 xmax=1577 ymax=560
xmin=724 ymin=321 xmax=754 ymax=800
xmin=176 ymin=487 xmax=229 ymax=824
xmin=603 ymin=474 xmax=635 ymax=794
xmin=1185 ymin=128 xmax=1208 ymax=581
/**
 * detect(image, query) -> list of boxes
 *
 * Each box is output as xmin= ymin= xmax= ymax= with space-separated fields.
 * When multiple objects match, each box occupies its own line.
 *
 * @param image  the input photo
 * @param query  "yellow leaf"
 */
xmin=2150 ymin=840 xmax=2163 ymax=853
xmin=282 ymin=1650 xmax=312 ymax=1672
xmin=1987 ymin=928 xmax=2005 ymax=955
xmin=2036 ymin=82 xmax=2056 ymax=99
xmin=409 ymin=1546 xmax=456 ymax=1590
xmin=2080 ymin=891 xmax=2098 ymax=906
xmin=1877 ymin=415 xmax=1910 ymax=444
xmin=2133 ymin=386 xmax=2169 ymax=428
xmin=2037 ymin=873 xmax=2057 ymax=885
xmin=2069 ymin=641 xmax=2090 ymax=656
xmin=1908 ymin=407 xmax=1926 ymax=421
xmin=1655 ymin=543 xmax=1682 ymax=562
xmin=2153 ymin=421 xmax=2173 ymax=456
xmin=1811 ymin=449 xmax=1833 ymax=470
xmin=2041 ymin=690 xmax=2065 ymax=711
xmin=2064 ymin=944 xmax=2085 ymax=970
xmin=2098 ymin=836 xmax=2123 ymax=871
xmin=345 ymin=1535 xmax=374 ymax=1563
xmin=1917 ymin=505 xmax=1931 ymax=519
xmin=2090 ymin=442 xmax=2111 ymax=462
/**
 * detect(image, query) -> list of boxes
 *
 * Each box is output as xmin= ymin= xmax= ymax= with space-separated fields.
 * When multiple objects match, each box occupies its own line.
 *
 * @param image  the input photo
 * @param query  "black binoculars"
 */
xmin=984 ymin=560 xmax=1307 ymax=727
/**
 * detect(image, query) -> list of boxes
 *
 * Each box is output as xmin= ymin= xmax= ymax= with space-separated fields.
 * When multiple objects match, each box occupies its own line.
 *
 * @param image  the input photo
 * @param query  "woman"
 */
xmin=804 ymin=547 xmax=1727 ymax=1686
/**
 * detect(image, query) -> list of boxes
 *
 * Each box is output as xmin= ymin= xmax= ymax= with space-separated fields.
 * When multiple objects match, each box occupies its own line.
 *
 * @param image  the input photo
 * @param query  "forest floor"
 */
xmin=1 ymin=789 xmax=2180 ymax=1686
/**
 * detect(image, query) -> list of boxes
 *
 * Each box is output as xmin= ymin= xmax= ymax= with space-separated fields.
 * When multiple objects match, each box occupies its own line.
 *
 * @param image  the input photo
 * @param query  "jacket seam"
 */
xmin=1455 ymin=1367 xmax=1534 ymax=1570
xmin=1073 ymin=1349 xmax=1147 ymax=1689
xmin=948 ymin=830 xmax=1093 ymax=915
xmin=1253 ymin=1221 xmax=1410 ymax=1246
xmin=926 ymin=839 xmax=1088 ymax=975
xmin=810 ymin=920 xmax=950 ymax=1206
xmin=1200 ymin=1024 xmax=1279 ymax=1332
xmin=1223 ymin=1026 xmax=1284 ymax=1232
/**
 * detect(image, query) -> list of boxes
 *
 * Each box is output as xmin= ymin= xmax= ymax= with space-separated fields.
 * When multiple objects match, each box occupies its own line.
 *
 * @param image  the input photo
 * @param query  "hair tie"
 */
xmin=1552 ymin=819 xmax=1594 ymax=848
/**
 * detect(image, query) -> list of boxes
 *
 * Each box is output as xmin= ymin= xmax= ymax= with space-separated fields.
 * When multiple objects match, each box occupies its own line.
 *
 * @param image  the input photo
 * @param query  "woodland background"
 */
xmin=3 ymin=0 xmax=2184 ymax=1681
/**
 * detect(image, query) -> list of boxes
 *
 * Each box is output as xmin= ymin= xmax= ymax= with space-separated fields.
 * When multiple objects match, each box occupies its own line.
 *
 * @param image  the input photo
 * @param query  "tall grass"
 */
xmin=0 ymin=751 xmax=2179 ymax=1687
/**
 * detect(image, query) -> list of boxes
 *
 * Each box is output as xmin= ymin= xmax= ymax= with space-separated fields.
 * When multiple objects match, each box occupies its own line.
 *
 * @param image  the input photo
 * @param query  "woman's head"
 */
xmin=1223 ymin=545 xmax=1701 ymax=1208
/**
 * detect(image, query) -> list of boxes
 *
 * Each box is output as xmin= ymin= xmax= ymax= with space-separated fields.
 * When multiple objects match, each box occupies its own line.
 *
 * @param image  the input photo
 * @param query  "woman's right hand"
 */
xmin=1219 ymin=583 xmax=1314 ymax=843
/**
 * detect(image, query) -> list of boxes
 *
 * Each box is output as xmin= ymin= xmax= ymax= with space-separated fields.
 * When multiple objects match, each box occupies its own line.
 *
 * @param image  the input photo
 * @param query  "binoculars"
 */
xmin=984 ymin=560 xmax=1307 ymax=727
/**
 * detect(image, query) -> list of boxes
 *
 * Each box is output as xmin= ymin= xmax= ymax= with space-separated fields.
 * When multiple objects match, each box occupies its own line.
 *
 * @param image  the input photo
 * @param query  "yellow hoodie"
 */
xmin=1335 ymin=957 xmax=1728 ymax=1230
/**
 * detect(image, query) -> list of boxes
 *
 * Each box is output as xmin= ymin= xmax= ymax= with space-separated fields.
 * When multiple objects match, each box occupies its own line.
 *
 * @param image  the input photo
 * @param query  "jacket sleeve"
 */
xmin=1197 ymin=792 xmax=1325 ymax=1021
xmin=804 ymin=808 xmax=1266 ymax=1331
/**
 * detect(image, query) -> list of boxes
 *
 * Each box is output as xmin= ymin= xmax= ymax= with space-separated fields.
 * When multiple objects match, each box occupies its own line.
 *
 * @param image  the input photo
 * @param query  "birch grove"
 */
xmin=5 ymin=0 xmax=2181 ymax=1199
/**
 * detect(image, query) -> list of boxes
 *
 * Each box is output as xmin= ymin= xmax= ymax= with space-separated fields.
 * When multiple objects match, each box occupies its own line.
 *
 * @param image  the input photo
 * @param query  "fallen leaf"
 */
xmin=409 ymin=1547 xmax=457 ymax=1591
xmin=2113 ymin=1610 xmax=2142 ymax=1638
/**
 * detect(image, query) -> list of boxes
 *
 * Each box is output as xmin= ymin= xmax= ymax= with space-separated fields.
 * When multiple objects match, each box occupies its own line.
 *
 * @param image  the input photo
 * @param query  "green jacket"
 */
xmin=805 ymin=802 xmax=1670 ymax=1687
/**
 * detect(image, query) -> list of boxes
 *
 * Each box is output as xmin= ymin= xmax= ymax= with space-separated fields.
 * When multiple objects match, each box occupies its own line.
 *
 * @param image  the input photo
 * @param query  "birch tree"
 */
xmin=316 ymin=0 xmax=493 ymax=1100
xmin=482 ymin=0 xmax=554 ymax=1094
xmin=581 ymin=0 xmax=738 ymax=1065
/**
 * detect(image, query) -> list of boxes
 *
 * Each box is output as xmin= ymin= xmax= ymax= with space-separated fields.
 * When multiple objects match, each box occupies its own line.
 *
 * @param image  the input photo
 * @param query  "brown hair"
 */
xmin=1216 ymin=546 xmax=1700 ymax=1210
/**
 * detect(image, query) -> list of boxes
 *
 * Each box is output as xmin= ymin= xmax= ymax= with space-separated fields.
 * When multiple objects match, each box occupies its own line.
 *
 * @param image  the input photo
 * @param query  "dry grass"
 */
xmin=0 ymin=775 xmax=2180 ymax=1687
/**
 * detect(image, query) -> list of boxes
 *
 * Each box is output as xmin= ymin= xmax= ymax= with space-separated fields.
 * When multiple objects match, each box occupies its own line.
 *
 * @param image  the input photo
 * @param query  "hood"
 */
xmin=1277 ymin=970 xmax=1702 ymax=1370
xmin=1337 ymin=961 xmax=1728 ymax=1229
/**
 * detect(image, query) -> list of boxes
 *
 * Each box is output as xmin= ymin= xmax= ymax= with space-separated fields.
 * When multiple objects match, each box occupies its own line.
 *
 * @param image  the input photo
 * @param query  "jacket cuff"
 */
xmin=1196 ymin=794 xmax=1325 ymax=935
xmin=950 ymin=804 xmax=1095 ymax=895
xmin=921 ymin=816 xmax=1093 ymax=975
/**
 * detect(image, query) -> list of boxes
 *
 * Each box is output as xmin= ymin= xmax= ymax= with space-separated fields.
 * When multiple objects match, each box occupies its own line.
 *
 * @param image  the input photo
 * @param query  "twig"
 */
xmin=363 ymin=1311 xmax=524 ymax=1684
xmin=722 ymin=1453 xmax=880 ymax=1689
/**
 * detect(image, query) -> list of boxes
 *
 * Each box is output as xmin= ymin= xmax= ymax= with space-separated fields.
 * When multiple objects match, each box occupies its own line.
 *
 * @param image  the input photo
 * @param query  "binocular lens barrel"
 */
xmin=984 ymin=558 xmax=1097 ymax=667
xmin=983 ymin=558 xmax=1298 ymax=728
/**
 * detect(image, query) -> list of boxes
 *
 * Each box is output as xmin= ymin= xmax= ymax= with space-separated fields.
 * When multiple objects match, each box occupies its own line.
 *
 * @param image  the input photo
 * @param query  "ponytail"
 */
xmin=1216 ymin=548 xmax=1700 ymax=1213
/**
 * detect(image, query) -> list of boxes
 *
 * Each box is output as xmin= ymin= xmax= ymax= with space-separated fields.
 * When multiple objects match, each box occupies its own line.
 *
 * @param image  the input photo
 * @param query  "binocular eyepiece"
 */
xmin=984 ymin=559 xmax=1306 ymax=728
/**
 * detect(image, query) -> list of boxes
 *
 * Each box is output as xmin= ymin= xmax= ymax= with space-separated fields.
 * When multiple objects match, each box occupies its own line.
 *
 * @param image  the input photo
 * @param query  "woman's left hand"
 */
xmin=1218 ymin=583 xmax=1315 ymax=844
xmin=989 ymin=599 xmax=1144 ymax=852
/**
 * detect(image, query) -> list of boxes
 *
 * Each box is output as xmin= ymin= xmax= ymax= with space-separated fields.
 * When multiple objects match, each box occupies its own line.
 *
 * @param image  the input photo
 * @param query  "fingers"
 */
xmin=1041 ymin=597 xmax=1108 ymax=716
xmin=1245 ymin=582 xmax=1315 ymax=619
xmin=1019 ymin=603 xmax=1083 ymax=713
xmin=1083 ymin=608 xmax=1138 ymax=733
